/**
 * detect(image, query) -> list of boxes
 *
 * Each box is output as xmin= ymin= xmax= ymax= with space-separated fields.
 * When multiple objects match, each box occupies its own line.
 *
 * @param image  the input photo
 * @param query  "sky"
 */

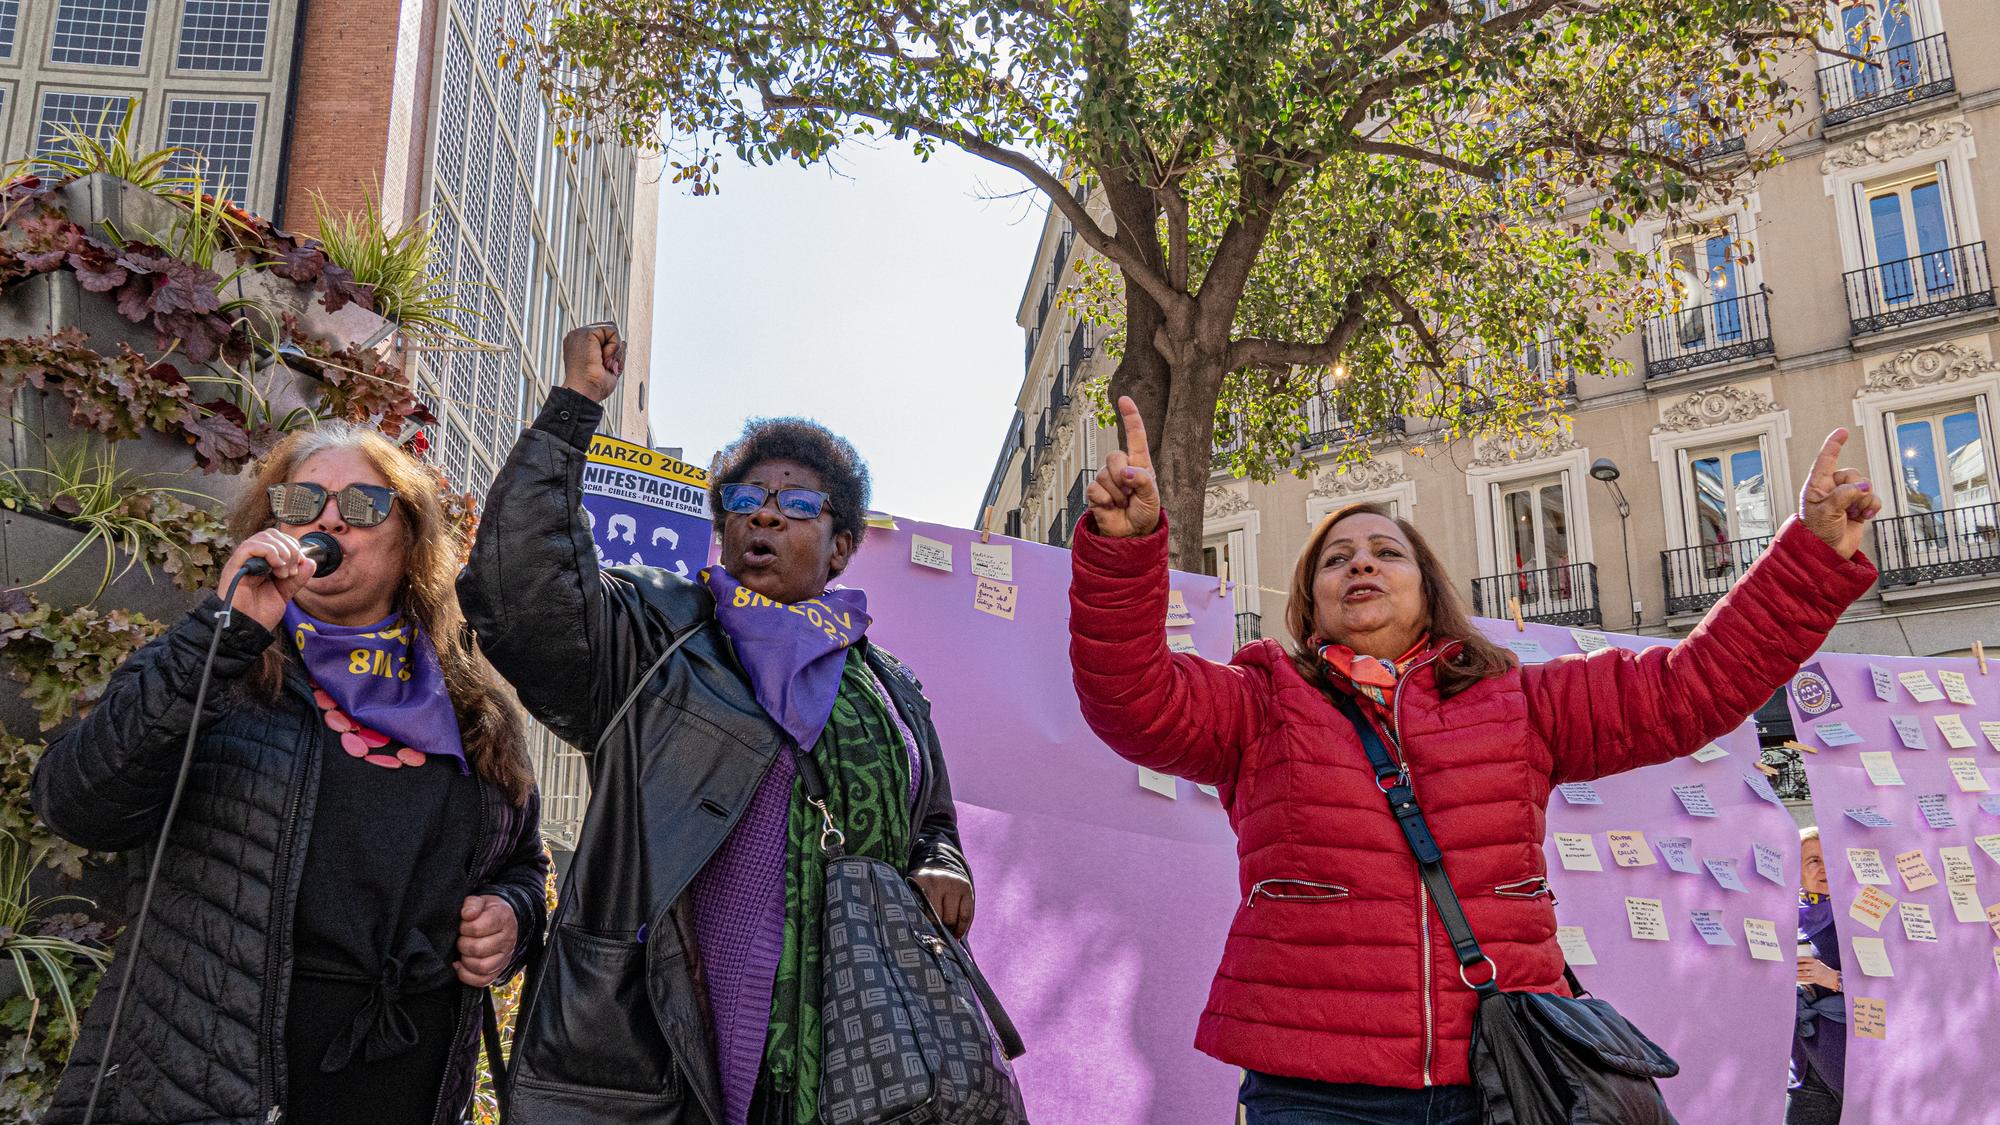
xmin=641 ymin=141 xmax=1048 ymax=529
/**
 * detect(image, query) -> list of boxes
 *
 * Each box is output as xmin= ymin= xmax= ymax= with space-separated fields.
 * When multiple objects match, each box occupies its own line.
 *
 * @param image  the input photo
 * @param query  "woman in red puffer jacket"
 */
xmin=1069 ymin=399 xmax=1881 ymax=1125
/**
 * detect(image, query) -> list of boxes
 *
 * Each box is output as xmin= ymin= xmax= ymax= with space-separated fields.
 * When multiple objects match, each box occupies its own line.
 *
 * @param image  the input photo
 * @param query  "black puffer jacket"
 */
xmin=31 ymin=602 xmax=548 ymax=1125
xmin=459 ymin=388 xmax=970 ymax=1125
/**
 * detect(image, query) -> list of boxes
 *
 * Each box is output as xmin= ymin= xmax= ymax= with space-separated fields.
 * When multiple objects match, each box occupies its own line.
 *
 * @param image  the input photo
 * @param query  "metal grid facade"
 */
xmin=175 ymin=0 xmax=269 ymax=71
xmin=163 ymin=96 xmax=257 ymax=201
xmin=0 ymin=0 xmax=20 ymax=60
xmin=51 ymin=0 xmax=152 ymax=67
xmin=34 ymin=89 xmax=136 ymax=154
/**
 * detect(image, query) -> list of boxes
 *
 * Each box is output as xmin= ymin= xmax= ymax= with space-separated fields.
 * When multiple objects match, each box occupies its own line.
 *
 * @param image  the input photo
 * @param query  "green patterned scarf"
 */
xmin=761 ymin=648 xmax=914 ymax=1124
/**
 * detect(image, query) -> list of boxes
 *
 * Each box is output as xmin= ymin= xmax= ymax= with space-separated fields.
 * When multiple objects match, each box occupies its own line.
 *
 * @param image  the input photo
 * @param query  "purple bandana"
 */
xmin=283 ymin=605 xmax=467 ymax=771
xmin=698 ymin=566 xmax=870 ymax=749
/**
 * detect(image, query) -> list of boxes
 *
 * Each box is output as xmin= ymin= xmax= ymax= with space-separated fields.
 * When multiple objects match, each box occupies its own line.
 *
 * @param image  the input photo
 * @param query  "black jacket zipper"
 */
xmin=259 ymin=679 xmax=322 ymax=1121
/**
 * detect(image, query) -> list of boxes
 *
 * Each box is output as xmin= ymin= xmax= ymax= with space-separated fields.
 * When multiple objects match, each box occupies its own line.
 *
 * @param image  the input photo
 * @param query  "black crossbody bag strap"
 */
xmin=1327 ymin=691 xmax=1500 ymax=994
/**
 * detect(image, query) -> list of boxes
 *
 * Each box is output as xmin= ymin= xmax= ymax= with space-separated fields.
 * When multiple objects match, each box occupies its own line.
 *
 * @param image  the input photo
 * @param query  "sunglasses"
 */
xmin=718 ymin=483 xmax=832 ymax=521
xmin=268 ymin=482 xmax=397 ymax=528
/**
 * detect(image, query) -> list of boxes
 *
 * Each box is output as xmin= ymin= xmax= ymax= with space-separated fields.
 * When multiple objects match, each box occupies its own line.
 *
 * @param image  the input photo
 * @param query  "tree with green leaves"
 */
xmin=519 ymin=0 xmax=1843 ymax=565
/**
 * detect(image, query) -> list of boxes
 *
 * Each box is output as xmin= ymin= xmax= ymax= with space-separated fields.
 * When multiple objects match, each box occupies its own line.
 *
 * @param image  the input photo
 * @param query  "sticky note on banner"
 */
xmin=1164 ymin=591 xmax=1196 ymax=628
xmin=909 ymin=535 xmax=954 ymax=573
xmin=1949 ymin=884 xmax=1986 ymax=924
xmin=1690 ymin=742 xmax=1730 ymax=763
xmin=1689 ymin=909 xmax=1735 ymax=946
xmin=1848 ymin=847 xmax=1893 ymax=886
xmin=1569 ymin=629 xmax=1611 ymax=653
xmin=1136 ymin=766 xmax=1178 ymax=799
xmin=1982 ymin=721 xmax=2000 ymax=752
xmin=1851 ymin=936 xmax=1895 ymax=978
xmin=1705 ymin=857 xmax=1749 ymax=893
xmin=1607 ymin=831 xmax=1656 ymax=867
xmin=1900 ymin=902 xmax=1939 ymax=943
xmin=1983 ymin=794 xmax=2000 ymax=817
xmin=1871 ymin=665 xmax=1896 ymax=702
xmin=1938 ymin=714 xmax=1977 ymax=749
xmin=1941 ymin=669 xmax=1977 ymax=705
xmin=969 ymin=542 xmax=1013 ymax=582
xmin=1556 ymin=925 xmax=1598 ymax=966
xmin=1900 ymin=669 xmax=1946 ymax=702
xmin=1815 ymin=720 xmax=1864 ymax=748
xmin=1506 ymin=638 xmax=1553 ymax=665
xmin=1852 ymin=997 xmax=1887 ymax=1040
xmin=1896 ymin=849 xmax=1940 ymax=892
xmin=1555 ymin=782 xmax=1603 ymax=805
xmin=1656 ymin=836 xmax=1700 ymax=874
xmin=1625 ymin=897 xmax=1669 ymax=941
xmin=1165 ymin=634 xmax=1200 ymax=655
xmin=1978 ymin=834 xmax=2000 ymax=867
xmin=1555 ymin=832 xmax=1604 ymax=872
xmin=1859 ymin=751 xmax=1905 ymax=787
xmin=1951 ymin=758 xmax=1993 ymax=792
xmin=1848 ymin=886 xmax=1899 ymax=932
xmin=1940 ymin=846 xmax=1978 ymax=885
xmin=1989 ymin=902 xmax=2000 ymax=942
xmin=1743 ymin=917 xmax=1784 ymax=961
xmin=1744 ymin=772 xmax=1783 ymax=805
xmin=1671 ymin=783 xmax=1719 ymax=817
xmin=1917 ymin=793 xmax=1958 ymax=829
xmin=1892 ymin=716 xmax=1930 ymax=750
xmin=1753 ymin=843 xmax=1788 ymax=886
xmin=972 ymin=577 xmax=1017 ymax=620
xmin=1843 ymin=806 xmax=1896 ymax=829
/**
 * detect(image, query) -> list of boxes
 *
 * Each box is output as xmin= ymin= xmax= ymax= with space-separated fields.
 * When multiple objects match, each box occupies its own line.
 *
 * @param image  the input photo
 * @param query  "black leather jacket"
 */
xmin=459 ymin=388 xmax=970 ymax=1125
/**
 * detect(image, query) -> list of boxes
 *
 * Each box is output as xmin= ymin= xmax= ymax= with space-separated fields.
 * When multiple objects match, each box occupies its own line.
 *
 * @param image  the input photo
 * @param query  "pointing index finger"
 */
xmin=1117 ymin=396 xmax=1152 ymax=470
xmin=1810 ymin=428 xmax=1848 ymax=482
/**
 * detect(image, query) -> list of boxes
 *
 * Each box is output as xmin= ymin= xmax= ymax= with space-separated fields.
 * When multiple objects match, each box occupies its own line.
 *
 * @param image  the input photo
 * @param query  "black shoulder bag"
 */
xmin=1328 ymin=692 xmax=1681 ymax=1125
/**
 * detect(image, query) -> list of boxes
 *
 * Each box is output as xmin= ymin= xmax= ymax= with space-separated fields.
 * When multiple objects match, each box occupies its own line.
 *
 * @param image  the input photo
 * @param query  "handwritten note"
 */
xmin=1164 ymin=591 xmax=1195 ymax=628
xmin=1607 ymin=831 xmax=1656 ymax=868
xmin=968 ymin=541 xmax=1013 ymax=581
xmin=1983 ymin=794 xmax=2000 ymax=817
xmin=1689 ymin=909 xmax=1734 ymax=946
xmin=1870 ymin=665 xmax=1896 ymax=702
xmin=972 ymin=577 xmax=1017 ymax=620
xmin=1852 ymin=996 xmax=1887 ymax=1039
xmin=1938 ymin=714 xmax=1977 ymax=749
xmin=1987 ymin=903 xmax=2000 ymax=941
xmin=1743 ymin=917 xmax=1783 ymax=961
xmin=1136 ymin=766 xmax=1178 ymax=799
xmin=1899 ymin=902 xmax=1938 ymax=943
xmin=1941 ymin=669 xmax=1976 ymax=705
xmin=1948 ymin=884 xmax=1985 ymax=924
xmin=909 ymin=535 xmax=954 ymax=573
xmin=1847 ymin=847 xmax=1892 ymax=886
xmin=1916 ymin=793 xmax=1958 ymax=830
xmin=1506 ymin=638 xmax=1553 ymax=665
xmin=1744 ymin=772 xmax=1783 ymax=805
xmin=1555 ymin=782 xmax=1603 ymax=805
xmin=1166 ymin=633 xmax=1200 ymax=654
xmin=1977 ymin=835 xmax=2000 ymax=867
xmin=1950 ymin=758 xmax=1992 ymax=792
xmin=1892 ymin=715 xmax=1929 ymax=750
xmin=1569 ymin=629 xmax=1611 ymax=653
xmin=1555 ymin=832 xmax=1604 ymax=872
xmin=1896 ymin=849 xmax=1939 ymax=892
xmin=1859 ymin=751 xmax=1905 ymax=787
xmin=1753 ymin=843 xmax=1787 ymax=886
xmin=1843 ymin=806 xmax=1896 ymax=829
xmin=1626 ymin=897 xmax=1669 ymax=941
xmin=1691 ymin=742 xmax=1731 ymax=763
xmin=1671 ymin=784 xmax=1719 ymax=817
xmin=1848 ymin=886 xmax=1898 ymax=931
xmin=1899 ymin=669 xmax=1945 ymax=702
xmin=1983 ymin=721 xmax=2000 ymax=752
xmin=1705 ymin=857 xmax=1748 ymax=893
xmin=1657 ymin=836 xmax=1700 ymax=874
xmin=1851 ymin=935 xmax=1894 ymax=978
xmin=1815 ymin=720 xmax=1864 ymax=747
xmin=1940 ymin=846 xmax=1978 ymax=886
xmin=1556 ymin=925 xmax=1598 ymax=966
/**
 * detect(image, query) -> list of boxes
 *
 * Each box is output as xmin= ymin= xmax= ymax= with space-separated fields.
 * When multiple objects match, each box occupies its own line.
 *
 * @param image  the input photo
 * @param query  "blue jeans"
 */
xmin=1240 ymin=1071 xmax=1481 ymax=1125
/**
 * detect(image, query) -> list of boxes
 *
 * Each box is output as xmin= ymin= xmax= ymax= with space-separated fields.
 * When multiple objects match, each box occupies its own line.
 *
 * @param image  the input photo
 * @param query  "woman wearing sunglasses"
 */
xmin=34 ymin=423 xmax=548 ymax=1125
xmin=460 ymin=325 xmax=974 ymax=1125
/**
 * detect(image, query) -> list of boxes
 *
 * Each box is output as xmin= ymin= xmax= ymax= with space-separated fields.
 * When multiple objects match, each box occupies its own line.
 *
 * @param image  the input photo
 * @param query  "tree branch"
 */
xmin=1226 ymin=278 xmax=1382 ymax=371
xmin=1353 ymin=140 xmax=1494 ymax=180
xmin=1160 ymin=181 xmax=1190 ymax=291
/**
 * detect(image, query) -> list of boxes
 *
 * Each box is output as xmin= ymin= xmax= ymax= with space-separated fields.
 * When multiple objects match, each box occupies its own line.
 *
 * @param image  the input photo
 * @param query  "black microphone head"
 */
xmin=299 ymin=531 xmax=344 ymax=578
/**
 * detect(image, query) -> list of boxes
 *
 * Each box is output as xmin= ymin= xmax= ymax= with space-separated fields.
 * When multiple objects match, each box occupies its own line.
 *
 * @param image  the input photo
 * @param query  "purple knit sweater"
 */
xmin=688 ymin=665 xmax=923 ymax=1125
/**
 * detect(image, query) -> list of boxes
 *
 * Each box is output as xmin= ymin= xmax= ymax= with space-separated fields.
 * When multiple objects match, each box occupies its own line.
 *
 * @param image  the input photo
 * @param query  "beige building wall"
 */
xmin=982 ymin=0 xmax=2000 ymax=659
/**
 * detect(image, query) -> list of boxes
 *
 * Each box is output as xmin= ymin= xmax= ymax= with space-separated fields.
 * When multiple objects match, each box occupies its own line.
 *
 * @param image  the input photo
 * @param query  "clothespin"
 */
xmin=1508 ymin=596 xmax=1526 ymax=632
xmin=980 ymin=506 xmax=994 ymax=545
xmin=1218 ymin=556 xmax=1229 ymax=599
xmin=1783 ymin=739 xmax=1818 ymax=755
xmin=1976 ymin=641 xmax=1988 ymax=676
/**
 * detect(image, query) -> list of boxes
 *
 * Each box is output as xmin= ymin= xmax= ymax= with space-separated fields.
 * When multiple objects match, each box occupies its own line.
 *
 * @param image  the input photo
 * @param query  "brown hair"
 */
xmin=227 ymin=422 xmax=534 ymax=805
xmin=1285 ymin=500 xmax=1514 ymax=700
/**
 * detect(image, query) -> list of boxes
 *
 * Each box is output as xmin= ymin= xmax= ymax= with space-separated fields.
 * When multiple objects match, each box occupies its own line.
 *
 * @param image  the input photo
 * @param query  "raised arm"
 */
xmin=1068 ymin=399 xmax=1269 ymax=787
xmin=1528 ymin=430 xmax=1880 ymax=782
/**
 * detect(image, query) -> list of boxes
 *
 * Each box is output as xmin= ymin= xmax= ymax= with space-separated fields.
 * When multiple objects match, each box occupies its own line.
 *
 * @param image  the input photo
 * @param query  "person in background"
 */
xmin=1790 ymin=826 xmax=1845 ymax=1125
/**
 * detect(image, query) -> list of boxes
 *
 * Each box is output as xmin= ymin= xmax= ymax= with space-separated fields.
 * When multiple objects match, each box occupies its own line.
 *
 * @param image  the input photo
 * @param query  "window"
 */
xmin=1683 ymin=440 xmax=1774 ymax=549
xmin=1859 ymin=166 xmax=1958 ymax=305
xmin=1662 ymin=227 xmax=1743 ymax=345
xmin=1493 ymin=474 xmax=1573 ymax=576
xmin=1887 ymin=399 xmax=1992 ymax=516
xmin=35 ymin=91 xmax=136 ymax=157
xmin=163 ymin=99 xmax=258 ymax=203
xmin=1838 ymin=0 xmax=1921 ymax=95
xmin=176 ymin=0 xmax=270 ymax=71
xmin=51 ymin=0 xmax=151 ymax=67
xmin=0 ymin=0 xmax=20 ymax=59
xmin=1202 ymin=515 xmax=1262 ymax=647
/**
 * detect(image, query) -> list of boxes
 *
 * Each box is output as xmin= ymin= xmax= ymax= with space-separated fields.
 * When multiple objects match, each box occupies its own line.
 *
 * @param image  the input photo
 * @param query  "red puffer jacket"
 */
xmin=1069 ymin=514 xmax=1874 ymax=1089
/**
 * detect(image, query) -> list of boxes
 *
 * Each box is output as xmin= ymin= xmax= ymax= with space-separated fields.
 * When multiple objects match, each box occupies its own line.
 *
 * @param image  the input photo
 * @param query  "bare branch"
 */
xmin=1354 ymin=140 xmax=1494 ymax=180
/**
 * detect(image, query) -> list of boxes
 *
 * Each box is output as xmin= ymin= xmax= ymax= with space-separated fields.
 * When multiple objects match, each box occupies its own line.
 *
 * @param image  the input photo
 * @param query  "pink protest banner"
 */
xmin=841 ymin=518 xmax=1244 ymax=1124
xmin=1482 ymin=621 xmax=1800 ymax=1125
xmin=1785 ymin=652 xmax=2000 ymax=1125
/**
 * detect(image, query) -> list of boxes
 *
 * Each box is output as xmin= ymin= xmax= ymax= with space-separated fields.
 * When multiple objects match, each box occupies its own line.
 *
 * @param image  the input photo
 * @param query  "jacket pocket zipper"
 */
xmin=1494 ymin=876 xmax=1554 ymax=900
xmin=1245 ymin=879 xmax=1349 ymax=908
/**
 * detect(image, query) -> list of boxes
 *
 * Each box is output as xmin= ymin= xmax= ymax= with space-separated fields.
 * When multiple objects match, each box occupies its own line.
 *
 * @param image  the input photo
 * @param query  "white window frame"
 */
xmin=1852 ymin=350 xmax=2000 ymax=516
xmin=1648 ymin=411 xmax=1795 ymax=552
xmin=1856 ymin=163 xmax=1958 ymax=271
xmin=1202 ymin=509 xmax=1263 ymax=618
xmin=1465 ymin=445 xmax=1597 ymax=578
xmin=1634 ymin=197 xmax=1765 ymax=301
xmin=1881 ymin=396 xmax=1996 ymax=516
xmin=1822 ymin=127 xmax=1980 ymax=276
xmin=1821 ymin=0 xmax=1941 ymax=56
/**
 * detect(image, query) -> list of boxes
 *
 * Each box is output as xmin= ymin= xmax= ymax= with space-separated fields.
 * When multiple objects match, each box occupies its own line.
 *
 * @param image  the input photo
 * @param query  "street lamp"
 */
xmin=1591 ymin=458 xmax=1640 ymax=628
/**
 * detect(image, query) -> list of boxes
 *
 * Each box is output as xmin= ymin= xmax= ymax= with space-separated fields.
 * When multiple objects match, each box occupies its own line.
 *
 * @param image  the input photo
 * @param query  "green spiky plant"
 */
xmin=314 ymin=194 xmax=477 ymax=345
xmin=1 ymin=442 xmax=214 ymax=599
xmin=0 ymin=831 xmax=111 ymax=1048
xmin=21 ymin=103 xmax=196 ymax=195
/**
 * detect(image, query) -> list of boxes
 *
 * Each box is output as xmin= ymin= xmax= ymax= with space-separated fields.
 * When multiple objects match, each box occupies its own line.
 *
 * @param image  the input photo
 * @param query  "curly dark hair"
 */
xmin=709 ymin=417 xmax=872 ymax=548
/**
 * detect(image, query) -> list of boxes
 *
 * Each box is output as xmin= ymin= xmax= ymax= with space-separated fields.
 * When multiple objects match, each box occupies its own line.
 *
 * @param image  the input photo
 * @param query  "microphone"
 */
xmin=240 ymin=530 xmax=344 ymax=579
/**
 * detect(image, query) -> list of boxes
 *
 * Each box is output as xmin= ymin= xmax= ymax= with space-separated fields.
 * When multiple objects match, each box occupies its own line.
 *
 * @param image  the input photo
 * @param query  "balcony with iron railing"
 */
xmin=1066 ymin=469 xmax=1091 ymax=523
xmin=1004 ymin=508 xmax=1023 ymax=539
xmin=1235 ymin=611 xmax=1262 ymax=651
xmin=1037 ymin=277 xmax=1058 ymax=332
xmin=1068 ymin=325 xmax=1093 ymax=375
xmin=1642 ymin=289 xmax=1774 ymax=378
xmin=1018 ymin=448 xmax=1034 ymax=493
xmin=1025 ymin=326 xmax=1039 ymax=369
xmin=1053 ymin=228 xmax=1076 ymax=281
xmin=1301 ymin=414 xmax=1408 ymax=451
xmin=1051 ymin=364 xmax=1072 ymax=412
xmin=1843 ymin=242 xmax=1994 ymax=336
xmin=1817 ymin=32 xmax=1955 ymax=127
xmin=1874 ymin=501 xmax=2000 ymax=589
xmin=1047 ymin=513 xmax=1069 ymax=548
xmin=1471 ymin=562 xmax=1602 ymax=628
xmin=1662 ymin=534 xmax=1773 ymax=617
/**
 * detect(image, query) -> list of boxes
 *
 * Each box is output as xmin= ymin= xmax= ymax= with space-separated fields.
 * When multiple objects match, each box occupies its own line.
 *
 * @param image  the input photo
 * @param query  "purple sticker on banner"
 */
xmin=1916 ymin=794 xmax=1958 ymax=830
xmin=1791 ymin=663 xmax=1843 ymax=717
xmin=1705 ymin=857 xmax=1749 ymax=893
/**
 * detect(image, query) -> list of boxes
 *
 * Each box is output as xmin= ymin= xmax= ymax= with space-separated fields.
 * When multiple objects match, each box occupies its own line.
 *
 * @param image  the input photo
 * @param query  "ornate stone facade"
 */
xmin=1858 ymin=342 xmax=2000 ymax=395
xmin=1310 ymin=457 xmax=1409 ymax=498
xmin=1653 ymin=385 xmax=1782 ymax=433
xmin=1470 ymin=428 xmax=1578 ymax=468
xmin=1820 ymin=117 xmax=1972 ymax=173
xmin=1205 ymin=485 xmax=1253 ymax=518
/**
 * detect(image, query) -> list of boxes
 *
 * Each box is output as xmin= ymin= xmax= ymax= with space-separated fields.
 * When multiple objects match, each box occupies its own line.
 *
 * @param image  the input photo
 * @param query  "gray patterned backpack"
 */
xmin=793 ymin=749 xmax=1030 ymax=1125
